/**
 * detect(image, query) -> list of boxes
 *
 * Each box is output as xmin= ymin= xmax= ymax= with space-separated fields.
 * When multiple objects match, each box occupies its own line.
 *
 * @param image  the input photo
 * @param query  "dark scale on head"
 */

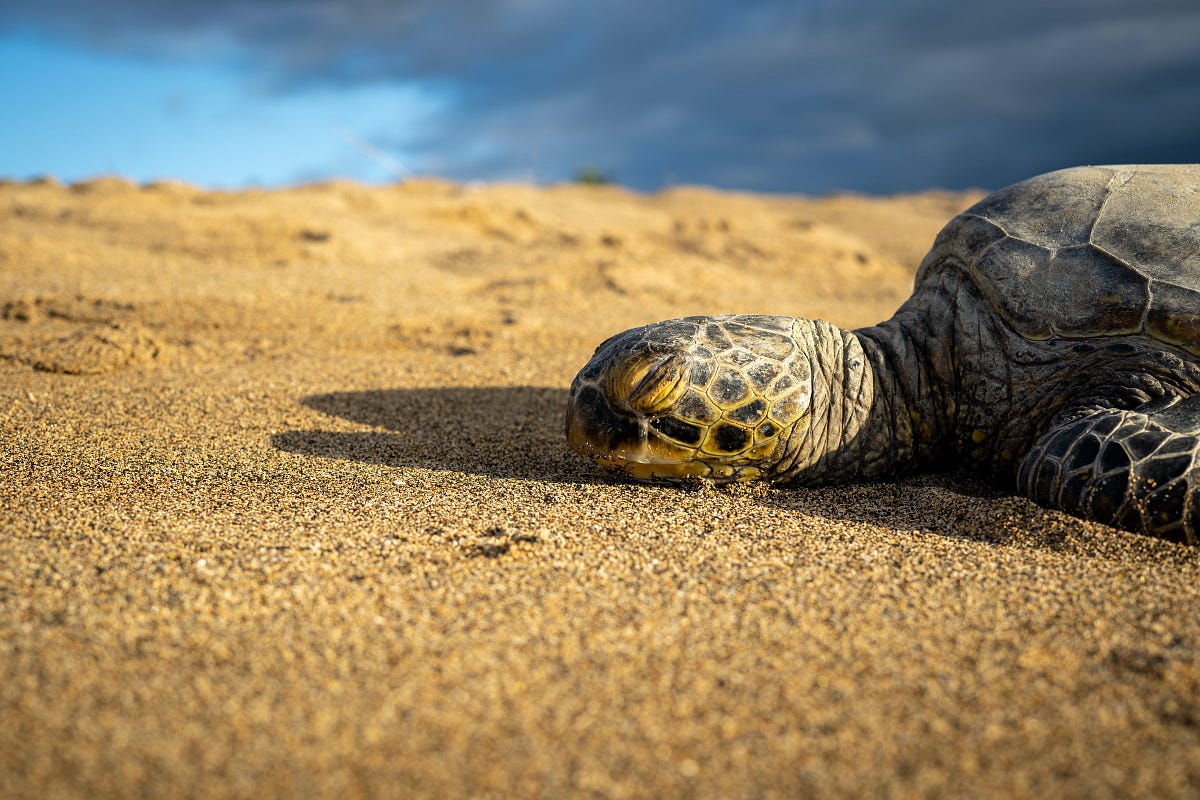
xmin=758 ymin=421 xmax=777 ymax=438
xmin=728 ymin=399 xmax=767 ymax=424
xmin=746 ymin=361 xmax=780 ymax=390
xmin=722 ymin=322 xmax=763 ymax=340
xmin=690 ymin=361 xmax=714 ymax=387
xmin=703 ymin=325 xmax=732 ymax=351
xmin=713 ymin=424 xmax=749 ymax=452
xmin=658 ymin=320 xmax=701 ymax=340
xmin=651 ymin=416 xmax=703 ymax=446
xmin=712 ymin=370 xmax=749 ymax=404
xmin=677 ymin=391 xmax=719 ymax=423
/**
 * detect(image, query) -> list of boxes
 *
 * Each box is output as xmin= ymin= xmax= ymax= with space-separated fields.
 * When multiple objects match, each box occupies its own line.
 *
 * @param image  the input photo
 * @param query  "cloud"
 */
xmin=3 ymin=0 xmax=1199 ymax=191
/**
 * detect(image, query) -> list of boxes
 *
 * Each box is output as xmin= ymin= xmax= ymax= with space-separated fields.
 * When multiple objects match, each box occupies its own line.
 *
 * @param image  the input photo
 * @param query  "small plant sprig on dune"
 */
xmin=574 ymin=166 xmax=614 ymax=186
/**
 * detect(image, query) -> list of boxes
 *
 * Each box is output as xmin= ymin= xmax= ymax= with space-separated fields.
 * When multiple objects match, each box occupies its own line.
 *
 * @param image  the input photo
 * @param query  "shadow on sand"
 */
xmin=272 ymin=388 xmax=1196 ymax=556
xmin=271 ymin=386 xmax=600 ymax=483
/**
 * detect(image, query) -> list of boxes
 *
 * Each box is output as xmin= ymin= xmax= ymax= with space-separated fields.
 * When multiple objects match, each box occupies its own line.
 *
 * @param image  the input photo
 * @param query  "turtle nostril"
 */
xmin=607 ymin=351 xmax=690 ymax=415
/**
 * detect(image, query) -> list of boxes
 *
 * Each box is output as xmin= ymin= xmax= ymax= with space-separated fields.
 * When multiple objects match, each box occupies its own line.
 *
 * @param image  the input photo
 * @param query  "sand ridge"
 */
xmin=2 ymin=176 xmax=1200 ymax=797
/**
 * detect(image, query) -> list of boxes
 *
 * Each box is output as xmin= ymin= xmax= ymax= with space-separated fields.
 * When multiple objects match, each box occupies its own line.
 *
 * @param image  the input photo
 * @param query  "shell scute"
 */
xmin=1044 ymin=244 xmax=1147 ymax=336
xmin=916 ymin=165 xmax=1200 ymax=350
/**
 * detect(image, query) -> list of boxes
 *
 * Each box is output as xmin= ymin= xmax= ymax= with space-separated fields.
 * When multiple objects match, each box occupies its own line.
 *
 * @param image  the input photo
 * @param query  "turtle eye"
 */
xmin=607 ymin=351 xmax=690 ymax=415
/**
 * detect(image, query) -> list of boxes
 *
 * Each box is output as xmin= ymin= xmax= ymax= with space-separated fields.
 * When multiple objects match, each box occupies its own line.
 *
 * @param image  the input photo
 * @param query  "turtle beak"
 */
xmin=565 ymin=383 xmax=642 ymax=459
xmin=565 ymin=381 xmax=716 ymax=481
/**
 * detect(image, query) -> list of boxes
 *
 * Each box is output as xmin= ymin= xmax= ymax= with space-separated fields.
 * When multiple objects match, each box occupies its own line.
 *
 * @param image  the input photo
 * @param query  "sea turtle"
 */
xmin=565 ymin=165 xmax=1200 ymax=544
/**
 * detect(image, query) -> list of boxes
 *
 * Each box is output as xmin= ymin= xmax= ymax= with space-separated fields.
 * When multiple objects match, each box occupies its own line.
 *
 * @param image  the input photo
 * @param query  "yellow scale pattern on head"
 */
xmin=648 ymin=319 xmax=810 ymax=461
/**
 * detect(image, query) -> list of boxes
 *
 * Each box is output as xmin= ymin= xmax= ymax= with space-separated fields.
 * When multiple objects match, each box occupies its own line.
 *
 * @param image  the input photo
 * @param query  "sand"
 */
xmin=2 ymin=175 xmax=1199 ymax=798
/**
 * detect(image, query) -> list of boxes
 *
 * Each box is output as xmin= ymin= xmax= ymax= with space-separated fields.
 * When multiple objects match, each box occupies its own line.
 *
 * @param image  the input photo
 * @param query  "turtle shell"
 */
xmin=914 ymin=165 xmax=1200 ymax=351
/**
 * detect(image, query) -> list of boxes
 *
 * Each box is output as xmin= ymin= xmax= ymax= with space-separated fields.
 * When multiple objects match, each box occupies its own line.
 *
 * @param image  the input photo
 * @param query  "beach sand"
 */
xmin=2 ymin=176 xmax=1199 ymax=797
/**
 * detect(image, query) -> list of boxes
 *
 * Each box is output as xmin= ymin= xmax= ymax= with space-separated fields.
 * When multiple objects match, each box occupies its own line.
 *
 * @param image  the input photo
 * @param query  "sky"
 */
xmin=2 ymin=0 xmax=1198 ymax=194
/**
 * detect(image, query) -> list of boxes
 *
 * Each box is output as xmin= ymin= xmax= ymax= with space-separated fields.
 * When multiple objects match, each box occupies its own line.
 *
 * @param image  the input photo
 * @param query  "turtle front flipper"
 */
xmin=1017 ymin=395 xmax=1200 ymax=544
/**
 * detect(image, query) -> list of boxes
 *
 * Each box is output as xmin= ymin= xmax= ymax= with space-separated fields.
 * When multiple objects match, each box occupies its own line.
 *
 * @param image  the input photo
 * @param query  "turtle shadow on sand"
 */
xmin=757 ymin=472 xmax=1197 ymax=559
xmin=271 ymin=386 xmax=601 ymax=483
xmin=757 ymin=472 xmax=1043 ymax=545
xmin=273 ymin=390 xmax=1194 ymax=557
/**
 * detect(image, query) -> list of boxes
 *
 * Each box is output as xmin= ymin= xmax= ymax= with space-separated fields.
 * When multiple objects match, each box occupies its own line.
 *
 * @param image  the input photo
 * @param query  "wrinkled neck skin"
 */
xmin=778 ymin=316 xmax=949 ymax=485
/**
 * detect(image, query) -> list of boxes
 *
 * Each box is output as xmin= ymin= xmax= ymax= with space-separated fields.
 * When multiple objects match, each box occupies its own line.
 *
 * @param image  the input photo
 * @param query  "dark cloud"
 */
xmin=4 ymin=0 xmax=1199 ymax=191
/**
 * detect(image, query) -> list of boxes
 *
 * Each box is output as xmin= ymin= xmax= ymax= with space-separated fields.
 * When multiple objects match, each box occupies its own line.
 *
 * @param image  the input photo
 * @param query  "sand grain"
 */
xmin=2 ymin=177 xmax=1199 ymax=798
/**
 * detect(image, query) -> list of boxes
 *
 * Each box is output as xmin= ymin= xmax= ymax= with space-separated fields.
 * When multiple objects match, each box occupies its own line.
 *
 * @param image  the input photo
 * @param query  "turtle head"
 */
xmin=565 ymin=315 xmax=812 ymax=483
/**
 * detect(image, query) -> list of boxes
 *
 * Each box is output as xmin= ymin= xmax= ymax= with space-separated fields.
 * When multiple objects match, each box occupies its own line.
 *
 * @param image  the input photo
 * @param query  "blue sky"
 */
xmin=2 ymin=1 xmax=1198 ymax=193
xmin=0 ymin=31 xmax=443 ymax=186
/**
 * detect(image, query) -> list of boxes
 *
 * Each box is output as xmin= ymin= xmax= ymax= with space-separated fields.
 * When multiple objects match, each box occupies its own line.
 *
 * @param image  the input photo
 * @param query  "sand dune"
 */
xmin=3 ymin=176 xmax=1199 ymax=797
